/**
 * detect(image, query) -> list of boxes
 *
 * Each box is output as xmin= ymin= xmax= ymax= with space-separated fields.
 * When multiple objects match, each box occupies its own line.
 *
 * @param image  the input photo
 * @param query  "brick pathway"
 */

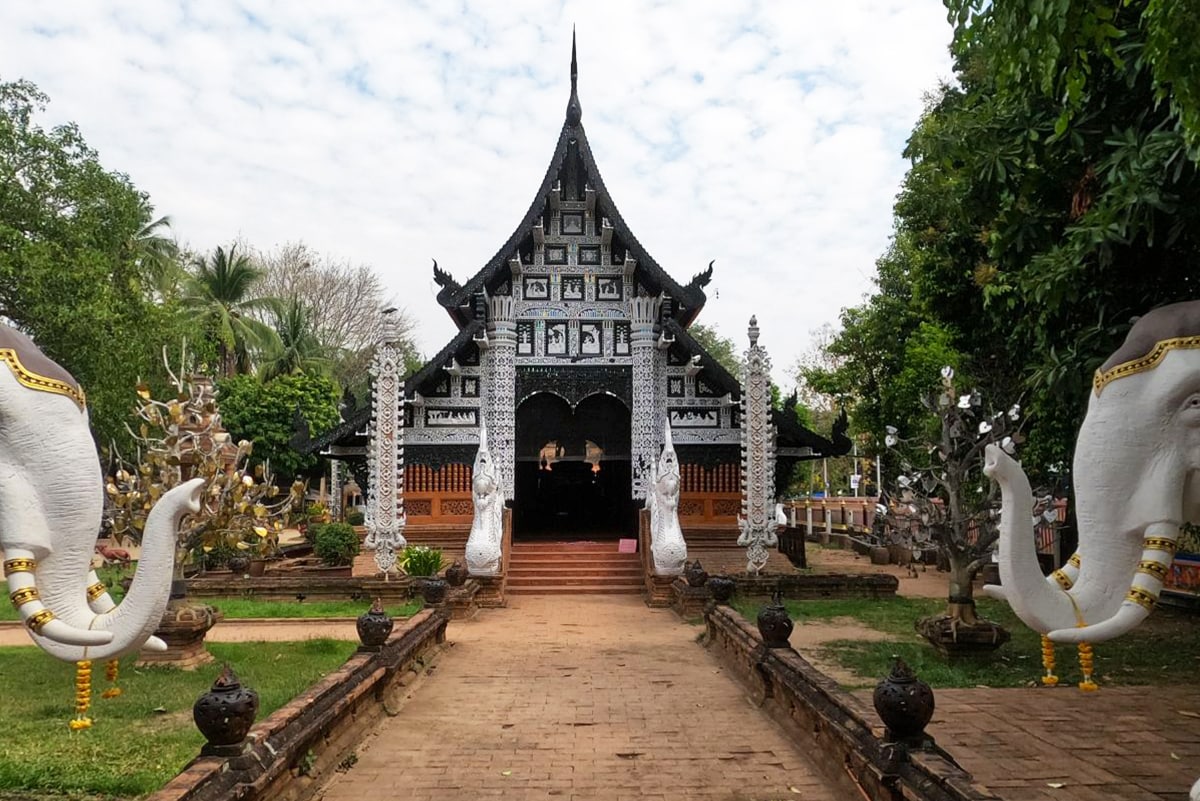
xmin=318 ymin=595 xmax=839 ymax=801
xmin=924 ymin=686 xmax=1200 ymax=801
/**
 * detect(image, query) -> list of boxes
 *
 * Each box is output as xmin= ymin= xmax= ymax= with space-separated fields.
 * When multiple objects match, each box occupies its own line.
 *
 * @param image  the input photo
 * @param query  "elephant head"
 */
xmin=984 ymin=300 xmax=1200 ymax=643
xmin=0 ymin=325 xmax=203 ymax=661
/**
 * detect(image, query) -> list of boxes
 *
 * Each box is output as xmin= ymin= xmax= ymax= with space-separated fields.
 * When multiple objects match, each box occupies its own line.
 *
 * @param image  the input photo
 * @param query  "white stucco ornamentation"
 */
xmin=465 ymin=424 xmax=506 ymax=576
xmin=483 ymin=295 xmax=517 ymax=499
xmin=646 ymin=422 xmax=688 ymax=576
xmin=736 ymin=316 xmax=777 ymax=575
xmin=364 ymin=308 xmax=407 ymax=575
xmin=985 ymin=299 xmax=1200 ymax=645
xmin=630 ymin=295 xmax=662 ymax=500
xmin=0 ymin=324 xmax=203 ymax=661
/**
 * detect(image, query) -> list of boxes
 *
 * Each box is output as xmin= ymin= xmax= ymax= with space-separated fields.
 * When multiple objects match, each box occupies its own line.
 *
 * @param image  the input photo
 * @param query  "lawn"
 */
xmin=732 ymin=595 xmax=1200 ymax=690
xmin=0 ymin=639 xmax=357 ymax=799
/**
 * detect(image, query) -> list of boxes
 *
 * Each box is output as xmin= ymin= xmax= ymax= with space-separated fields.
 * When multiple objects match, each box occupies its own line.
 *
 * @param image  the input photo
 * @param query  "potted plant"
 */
xmin=313 ymin=523 xmax=360 ymax=575
xmin=400 ymin=546 xmax=446 ymax=604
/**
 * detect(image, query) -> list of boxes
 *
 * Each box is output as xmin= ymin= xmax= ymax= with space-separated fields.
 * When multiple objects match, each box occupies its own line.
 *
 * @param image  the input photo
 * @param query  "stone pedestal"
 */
xmin=644 ymin=574 xmax=674 ymax=608
xmin=138 ymin=600 xmax=221 ymax=670
xmin=473 ymin=575 xmax=506 ymax=608
xmin=446 ymin=581 xmax=481 ymax=620
xmin=671 ymin=578 xmax=710 ymax=619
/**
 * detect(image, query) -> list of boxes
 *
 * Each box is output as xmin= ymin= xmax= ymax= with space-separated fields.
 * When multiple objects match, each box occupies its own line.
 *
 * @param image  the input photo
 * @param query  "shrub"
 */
xmin=400 ymin=546 xmax=444 ymax=577
xmin=346 ymin=510 xmax=365 ymax=526
xmin=313 ymin=523 xmax=360 ymax=567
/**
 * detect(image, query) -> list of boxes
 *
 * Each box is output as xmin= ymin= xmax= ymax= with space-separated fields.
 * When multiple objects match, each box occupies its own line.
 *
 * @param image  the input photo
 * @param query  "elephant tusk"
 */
xmin=85 ymin=569 xmax=117 ymax=614
xmin=142 ymin=635 xmax=168 ymax=652
xmin=980 ymin=584 xmax=1007 ymax=601
xmin=1048 ymin=526 xmax=1177 ymax=644
xmin=4 ymin=551 xmax=112 ymax=646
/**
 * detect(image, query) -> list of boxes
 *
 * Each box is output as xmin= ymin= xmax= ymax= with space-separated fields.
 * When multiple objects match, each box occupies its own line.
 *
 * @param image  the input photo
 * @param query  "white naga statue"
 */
xmin=0 ymin=324 xmax=203 ymax=660
xmin=646 ymin=423 xmax=688 ymax=576
xmin=465 ymin=424 xmax=505 ymax=576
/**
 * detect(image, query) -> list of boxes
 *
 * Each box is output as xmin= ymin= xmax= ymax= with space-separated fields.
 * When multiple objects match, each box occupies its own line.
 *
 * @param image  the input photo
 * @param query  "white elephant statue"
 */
xmin=646 ymin=423 xmax=687 ymax=576
xmin=465 ymin=423 xmax=504 ymax=576
xmin=984 ymin=299 xmax=1200 ymax=644
xmin=0 ymin=324 xmax=203 ymax=661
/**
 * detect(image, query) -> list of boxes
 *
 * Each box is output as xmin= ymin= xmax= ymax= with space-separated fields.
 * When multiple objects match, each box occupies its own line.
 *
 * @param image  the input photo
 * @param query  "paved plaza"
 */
xmin=317 ymin=595 xmax=840 ymax=801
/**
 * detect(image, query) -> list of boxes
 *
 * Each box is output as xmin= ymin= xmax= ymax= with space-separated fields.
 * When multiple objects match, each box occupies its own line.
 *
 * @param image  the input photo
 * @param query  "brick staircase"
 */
xmin=507 ymin=541 xmax=643 ymax=595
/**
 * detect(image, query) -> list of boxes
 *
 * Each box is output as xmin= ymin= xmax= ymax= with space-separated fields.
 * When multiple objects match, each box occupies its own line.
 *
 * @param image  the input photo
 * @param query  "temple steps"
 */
xmin=507 ymin=541 xmax=643 ymax=595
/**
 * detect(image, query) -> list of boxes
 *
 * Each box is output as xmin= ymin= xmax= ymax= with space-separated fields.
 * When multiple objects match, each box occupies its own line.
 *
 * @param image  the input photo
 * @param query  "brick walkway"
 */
xmin=318 ymin=595 xmax=839 ymax=801
xmin=927 ymin=686 xmax=1200 ymax=801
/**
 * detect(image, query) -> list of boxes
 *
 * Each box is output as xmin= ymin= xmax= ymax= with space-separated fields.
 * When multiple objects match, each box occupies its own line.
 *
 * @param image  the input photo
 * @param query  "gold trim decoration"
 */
xmin=1094 ymin=336 xmax=1200 ymax=395
xmin=86 ymin=582 xmax=108 ymax=602
xmin=1052 ymin=570 xmax=1075 ymax=591
xmin=0 ymin=348 xmax=86 ymax=410
xmin=1136 ymin=560 xmax=1169 ymax=582
xmin=26 ymin=609 xmax=55 ymax=633
xmin=1126 ymin=586 xmax=1158 ymax=612
xmin=1068 ymin=553 xmax=1081 ymax=568
xmin=9 ymin=587 xmax=39 ymax=607
xmin=3 ymin=558 xmax=36 ymax=574
xmin=1143 ymin=537 xmax=1177 ymax=556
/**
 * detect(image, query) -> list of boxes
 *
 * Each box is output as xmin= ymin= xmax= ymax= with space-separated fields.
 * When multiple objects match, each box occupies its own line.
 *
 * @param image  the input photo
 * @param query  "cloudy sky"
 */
xmin=2 ymin=1 xmax=954 ymax=387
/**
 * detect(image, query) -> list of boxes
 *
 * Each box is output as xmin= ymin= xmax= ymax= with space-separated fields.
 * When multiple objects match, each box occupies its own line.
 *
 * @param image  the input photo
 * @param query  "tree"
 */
xmin=251 ymin=241 xmax=421 ymax=390
xmin=0 ymin=78 xmax=207 ymax=449
xmin=687 ymin=322 xmax=742 ymax=376
xmin=259 ymin=297 xmax=328 ymax=381
xmin=182 ymin=244 xmax=280 ymax=377
xmin=216 ymin=371 xmax=341 ymax=482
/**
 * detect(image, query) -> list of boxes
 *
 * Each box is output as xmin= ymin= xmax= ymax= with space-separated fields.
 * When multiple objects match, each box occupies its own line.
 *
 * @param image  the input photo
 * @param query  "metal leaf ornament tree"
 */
xmin=884 ymin=365 xmax=1018 ymax=656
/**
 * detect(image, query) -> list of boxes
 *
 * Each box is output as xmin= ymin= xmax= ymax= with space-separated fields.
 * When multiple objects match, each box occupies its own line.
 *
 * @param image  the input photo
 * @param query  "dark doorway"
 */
xmin=514 ymin=392 xmax=635 ymax=538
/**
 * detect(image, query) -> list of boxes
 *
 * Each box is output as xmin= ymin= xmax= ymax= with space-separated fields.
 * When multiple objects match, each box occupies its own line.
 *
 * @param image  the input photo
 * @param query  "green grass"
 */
xmin=0 ymin=639 xmax=356 ymax=798
xmin=732 ymin=596 xmax=1200 ymax=690
xmin=209 ymin=598 xmax=421 ymax=619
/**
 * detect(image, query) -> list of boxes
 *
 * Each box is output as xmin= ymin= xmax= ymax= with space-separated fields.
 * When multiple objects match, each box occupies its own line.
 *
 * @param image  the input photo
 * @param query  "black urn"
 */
xmin=873 ymin=657 xmax=935 ymax=744
xmin=708 ymin=575 xmax=736 ymax=605
xmin=684 ymin=560 xmax=709 ymax=588
xmin=226 ymin=555 xmax=250 ymax=575
xmin=356 ymin=598 xmax=394 ymax=651
xmin=420 ymin=577 xmax=449 ymax=606
xmin=193 ymin=664 xmax=259 ymax=756
xmin=444 ymin=560 xmax=468 ymax=587
xmin=756 ymin=590 xmax=793 ymax=648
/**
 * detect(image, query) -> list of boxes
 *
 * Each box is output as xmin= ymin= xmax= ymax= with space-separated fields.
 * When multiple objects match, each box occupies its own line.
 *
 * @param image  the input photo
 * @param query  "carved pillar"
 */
xmin=737 ymin=316 xmax=777 ymax=575
xmin=329 ymin=458 xmax=342 ymax=521
xmin=630 ymin=295 xmax=661 ymax=500
xmin=364 ymin=308 xmax=407 ymax=575
xmin=482 ymin=296 xmax=516 ymax=499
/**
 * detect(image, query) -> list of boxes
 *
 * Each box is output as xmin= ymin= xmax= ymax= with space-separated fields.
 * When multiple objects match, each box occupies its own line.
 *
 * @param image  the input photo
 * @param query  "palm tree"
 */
xmin=129 ymin=200 xmax=182 ymax=299
xmin=260 ymin=296 xmax=328 ymax=380
xmin=182 ymin=244 xmax=280 ymax=377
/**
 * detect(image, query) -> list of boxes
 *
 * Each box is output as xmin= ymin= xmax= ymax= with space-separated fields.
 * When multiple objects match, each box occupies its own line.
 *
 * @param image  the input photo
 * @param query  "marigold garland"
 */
xmin=101 ymin=658 xmax=122 ymax=699
xmin=1077 ymin=641 xmax=1099 ymax=692
xmin=1040 ymin=635 xmax=1059 ymax=686
xmin=70 ymin=660 xmax=93 ymax=730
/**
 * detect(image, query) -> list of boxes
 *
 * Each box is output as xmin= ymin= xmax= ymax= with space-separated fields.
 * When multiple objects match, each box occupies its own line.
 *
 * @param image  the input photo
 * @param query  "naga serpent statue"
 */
xmin=646 ymin=422 xmax=688 ymax=576
xmin=0 ymin=324 xmax=202 ymax=661
xmin=465 ymin=423 xmax=505 ymax=576
xmin=984 ymin=300 xmax=1200 ymax=644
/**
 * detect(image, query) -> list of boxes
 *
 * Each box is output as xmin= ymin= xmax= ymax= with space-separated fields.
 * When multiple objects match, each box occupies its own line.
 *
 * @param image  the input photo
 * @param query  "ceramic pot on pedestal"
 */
xmin=756 ymin=590 xmax=793 ymax=648
xmin=873 ymin=657 xmax=935 ymax=745
xmin=193 ymin=664 xmax=259 ymax=757
xmin=707 ymin=576 xmax=735 ymax=605
xmin=356 ymin=598 xmax=394 ymax=651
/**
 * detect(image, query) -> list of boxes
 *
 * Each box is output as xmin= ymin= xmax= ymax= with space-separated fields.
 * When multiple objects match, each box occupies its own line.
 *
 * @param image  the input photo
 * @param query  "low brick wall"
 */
xmin=734 ymin=571 xmax=899 ymax=600
xmin=147 ymin=608 xmax=449 ymax=801
xmin=704 ymin=606 xmax=996 ymax=801
xmin=186 ymin=575 xmax=414 ymax=604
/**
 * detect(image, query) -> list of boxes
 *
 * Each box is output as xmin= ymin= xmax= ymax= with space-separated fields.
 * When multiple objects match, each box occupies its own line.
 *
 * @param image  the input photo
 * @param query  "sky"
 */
xmin=1 ymin=1 xmax=955 ymax=388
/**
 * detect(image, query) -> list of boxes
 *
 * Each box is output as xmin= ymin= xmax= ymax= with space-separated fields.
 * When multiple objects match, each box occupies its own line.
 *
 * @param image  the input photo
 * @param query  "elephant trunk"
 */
xmin=983 ymin=445 xmax=1082 ymax=634
xmin=30 ymin=479 xmax=204 ymax=661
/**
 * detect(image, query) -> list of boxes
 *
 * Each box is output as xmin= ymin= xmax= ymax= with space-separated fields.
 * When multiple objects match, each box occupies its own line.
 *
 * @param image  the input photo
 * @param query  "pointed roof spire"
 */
xmin=566 ymin=28 xmax=582 ymax=128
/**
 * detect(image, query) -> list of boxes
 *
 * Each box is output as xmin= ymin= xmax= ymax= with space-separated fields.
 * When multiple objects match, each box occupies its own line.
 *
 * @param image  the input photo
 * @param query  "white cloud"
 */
xmin=0 ymin=0 xmax=953 ymax=392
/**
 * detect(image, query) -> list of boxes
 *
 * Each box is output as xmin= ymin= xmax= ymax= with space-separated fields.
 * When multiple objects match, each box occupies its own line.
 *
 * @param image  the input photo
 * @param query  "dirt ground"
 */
xmin=807 ymin=541 xmax=954 ymax=599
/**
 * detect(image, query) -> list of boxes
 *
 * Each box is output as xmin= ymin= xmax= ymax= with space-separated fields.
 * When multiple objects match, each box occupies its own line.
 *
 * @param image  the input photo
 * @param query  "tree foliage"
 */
xmin=806 ymin=0 xmax=1200 ymax=480
xmin=0 ymin=78 xmax=208 ymax=449
xmin=217 ymin=371 xmax=341 ymax=481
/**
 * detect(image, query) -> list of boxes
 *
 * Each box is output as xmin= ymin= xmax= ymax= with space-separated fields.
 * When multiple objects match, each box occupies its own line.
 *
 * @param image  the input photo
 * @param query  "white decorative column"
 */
xmin=630 ymin=295 xmax=661 ymax=500
xmin=482 ymin=295 xmax=516 ymax=498
xmin=364 ymin=308 xmax=407 ymax=575
xmin=329 ymin=458 xmax=342 ymax=520
xmin=737 ymin=316 xmax=777 ymax=575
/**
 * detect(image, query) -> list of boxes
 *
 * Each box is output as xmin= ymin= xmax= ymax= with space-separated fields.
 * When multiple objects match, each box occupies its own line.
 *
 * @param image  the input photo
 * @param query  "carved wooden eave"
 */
xmin=432 ymin=38 xmax=709 ymax=330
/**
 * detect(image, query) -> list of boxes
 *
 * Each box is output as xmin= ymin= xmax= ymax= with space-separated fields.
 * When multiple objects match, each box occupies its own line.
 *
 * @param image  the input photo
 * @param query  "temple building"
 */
xmin=301 ymin=39 xmax=849 ymax=543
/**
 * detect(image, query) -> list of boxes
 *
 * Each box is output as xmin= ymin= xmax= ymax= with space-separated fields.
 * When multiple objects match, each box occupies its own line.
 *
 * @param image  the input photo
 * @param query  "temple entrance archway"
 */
xmin=513 ymin=391 xmax=635 ymax=538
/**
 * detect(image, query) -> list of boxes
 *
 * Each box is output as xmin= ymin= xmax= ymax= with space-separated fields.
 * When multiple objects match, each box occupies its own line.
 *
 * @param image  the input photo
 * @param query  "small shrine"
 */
xmin=300 ymin=37 xmax=849 ymax=548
